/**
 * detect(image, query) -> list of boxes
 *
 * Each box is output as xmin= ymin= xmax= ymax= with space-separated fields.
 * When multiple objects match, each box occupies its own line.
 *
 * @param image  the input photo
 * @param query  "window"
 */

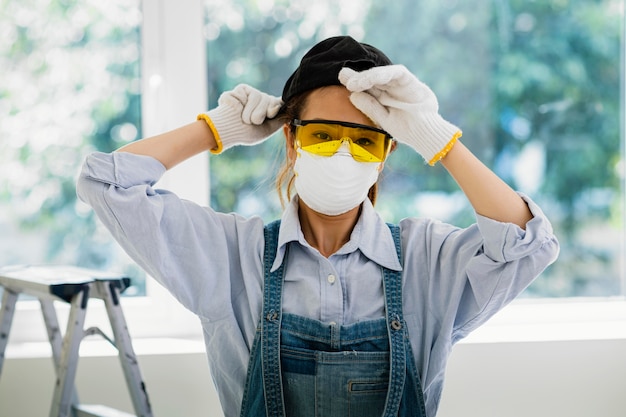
xmin=0 ymin=0 xmax=145 ymax=295
xmin=3 ymin=0 xmax=624 ymax=347
xmin=204 ymin=0 xmax=625 ymax=298
xmin=4 ymin=0 xmax=213 ymax=345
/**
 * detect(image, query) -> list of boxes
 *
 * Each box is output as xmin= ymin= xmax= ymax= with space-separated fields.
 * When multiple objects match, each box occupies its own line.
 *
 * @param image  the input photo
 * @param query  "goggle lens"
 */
xmin=292 ymin=119 xmax=393 ymax=162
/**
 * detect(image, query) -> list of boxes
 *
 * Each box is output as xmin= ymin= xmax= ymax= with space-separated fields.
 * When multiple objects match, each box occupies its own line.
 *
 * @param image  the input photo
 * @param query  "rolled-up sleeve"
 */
xmin=401 ymin=193 xmax=559 ymax=344
xmin=455 ymin=195 xmax=559 ymax=337
xmin=76 ymin=152 xmax=265 ymax=321
xmin=477 ymin=194 xmax=556 ymax=264
xmin=401 ymin=194 xmax=559 ymax=416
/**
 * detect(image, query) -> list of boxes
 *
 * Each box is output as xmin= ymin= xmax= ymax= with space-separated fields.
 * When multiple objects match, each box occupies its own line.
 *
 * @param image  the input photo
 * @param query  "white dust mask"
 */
xmin=293 ymin=143 xmax=381 ymax=216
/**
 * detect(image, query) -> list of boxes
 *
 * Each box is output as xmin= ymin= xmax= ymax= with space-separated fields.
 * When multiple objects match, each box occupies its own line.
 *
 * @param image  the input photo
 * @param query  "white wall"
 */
xmin=2 ymin=2 xmax=624 ymax=416
xmin=438 ymin=339 xmax=626 ymax=417
xmin=1 ymin=337 xmax=624 ymax=417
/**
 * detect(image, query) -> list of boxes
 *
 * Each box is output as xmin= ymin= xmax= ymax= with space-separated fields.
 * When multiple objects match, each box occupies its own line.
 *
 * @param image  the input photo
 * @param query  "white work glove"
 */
xmin=198 ymin=84 xmax=283 ymax=154
xmin=339 ymin=65 xmax=461 ymax=165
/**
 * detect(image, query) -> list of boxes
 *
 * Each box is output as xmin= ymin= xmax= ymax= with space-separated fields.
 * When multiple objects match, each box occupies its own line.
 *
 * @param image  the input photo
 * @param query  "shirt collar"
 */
xmin=271 ymin=196 xmax=403 ymax=272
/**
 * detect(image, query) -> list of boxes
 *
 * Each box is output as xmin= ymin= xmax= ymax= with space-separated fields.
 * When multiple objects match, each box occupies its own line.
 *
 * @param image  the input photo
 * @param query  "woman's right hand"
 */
xmin=116 ymin=84 xmax=282 ymax=170
xmin=200 ymin=84 xmax=284 ymax=154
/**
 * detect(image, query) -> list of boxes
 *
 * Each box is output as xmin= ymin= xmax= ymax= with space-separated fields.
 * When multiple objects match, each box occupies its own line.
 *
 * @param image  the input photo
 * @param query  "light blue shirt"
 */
xmin=76 ymin=151 xmax=559 ymax=417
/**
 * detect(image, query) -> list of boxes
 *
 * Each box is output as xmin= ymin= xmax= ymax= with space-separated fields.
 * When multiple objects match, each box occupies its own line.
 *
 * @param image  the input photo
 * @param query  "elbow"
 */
xmin=75 ymin=162 xmax=91 ymax=204
xmin=546 ymin=234 xmax=560 ymax=265
xmin=75 ymin=156 xmax=105 ymax=206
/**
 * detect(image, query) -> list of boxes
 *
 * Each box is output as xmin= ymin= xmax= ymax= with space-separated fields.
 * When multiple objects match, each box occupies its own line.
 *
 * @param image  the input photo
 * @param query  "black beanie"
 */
xmin=281 ymin=36 xmax=392 ymax=104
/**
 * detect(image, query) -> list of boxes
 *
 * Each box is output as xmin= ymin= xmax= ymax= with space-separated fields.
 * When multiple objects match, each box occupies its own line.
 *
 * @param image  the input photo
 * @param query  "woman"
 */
xmin=77 ymin=36 xmax=559 ymax=417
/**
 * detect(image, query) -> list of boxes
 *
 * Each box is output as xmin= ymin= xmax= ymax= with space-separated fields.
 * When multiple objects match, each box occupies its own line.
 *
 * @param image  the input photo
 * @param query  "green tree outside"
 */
xmin=0 ymin=0 xmax=622 ymax=298
xmin=0 ymin=0 xmax=145 ymax=294
xmin=205 ymin=0 xmax=624 ymax=297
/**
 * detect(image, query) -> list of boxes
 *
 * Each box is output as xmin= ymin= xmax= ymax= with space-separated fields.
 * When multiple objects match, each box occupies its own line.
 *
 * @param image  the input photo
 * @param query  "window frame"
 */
xmin=6 ymin=0 xmax=626 ymax=346
xmin=7 ymin=0 xmax=208 ymax=344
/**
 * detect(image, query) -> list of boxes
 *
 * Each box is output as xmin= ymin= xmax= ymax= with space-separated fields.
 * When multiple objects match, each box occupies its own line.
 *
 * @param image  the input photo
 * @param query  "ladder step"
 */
xmin=73 ymin=404 xmax=136 ymax=417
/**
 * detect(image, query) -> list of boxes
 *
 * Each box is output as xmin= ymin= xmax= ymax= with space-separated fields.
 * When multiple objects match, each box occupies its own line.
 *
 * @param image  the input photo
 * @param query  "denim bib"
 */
xmin=240 ymin=220 xmax=426 ymax=417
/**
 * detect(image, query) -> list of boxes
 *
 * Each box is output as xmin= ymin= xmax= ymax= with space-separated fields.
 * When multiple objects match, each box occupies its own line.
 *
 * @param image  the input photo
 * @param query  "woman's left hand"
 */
xmin=339 ymin=65 xmax=461 ymax=165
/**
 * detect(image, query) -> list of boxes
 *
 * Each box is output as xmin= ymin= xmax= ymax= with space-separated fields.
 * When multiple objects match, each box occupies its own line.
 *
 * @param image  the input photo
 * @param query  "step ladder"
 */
xmin=0 ymin=265 xmax=153 ymax=417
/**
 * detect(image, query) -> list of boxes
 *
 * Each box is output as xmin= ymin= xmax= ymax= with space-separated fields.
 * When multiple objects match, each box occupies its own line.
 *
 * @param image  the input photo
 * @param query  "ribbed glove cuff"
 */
xmin=409 ymin=114 xmax=462 ymax=165
xmin=200 ymin=106 xmax=252 ymax=155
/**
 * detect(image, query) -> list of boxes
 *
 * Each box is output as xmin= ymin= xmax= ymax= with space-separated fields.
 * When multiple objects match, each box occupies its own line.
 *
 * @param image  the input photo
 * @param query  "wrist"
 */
xmin=197 ymin=113 xmax=223 ymax=154
xmin=427 ymin=131 xmax=461 ymax=165
xmin=202 ymin=106 xmax=249 ymax=154
xmin=409 ymin=114 xmax=462 ymax=165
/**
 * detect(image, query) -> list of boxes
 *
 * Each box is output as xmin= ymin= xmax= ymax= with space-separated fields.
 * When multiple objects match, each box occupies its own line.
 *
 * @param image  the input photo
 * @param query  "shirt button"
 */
xmin=327 ymin=274 xmax=336 ymax=284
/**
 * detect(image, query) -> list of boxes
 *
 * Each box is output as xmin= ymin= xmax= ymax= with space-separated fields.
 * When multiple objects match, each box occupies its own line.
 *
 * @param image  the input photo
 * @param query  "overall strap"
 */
xmin=387 ymin=222 xmax=403 ymax=266
xmin=263 ymin=220 xmax=281 ymax=266
xmin=261 ymin=220 xmax=286 ymax=416
xmin=382 ymin=223 xmax=407 ymax=417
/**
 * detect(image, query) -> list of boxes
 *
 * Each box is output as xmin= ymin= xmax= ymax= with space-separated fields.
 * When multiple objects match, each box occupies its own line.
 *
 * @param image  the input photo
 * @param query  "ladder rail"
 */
xmin=50 ymin=286 xmax=90 ymax=417
xmin=0 ymin=266 xmax=153 ymax=417
xmin=99 ymin=282 xmax=152 ymax=417
xmin=0 ymin=289 xmax=18 ymax=377
xmin=41 ymin=298 xmax=81 ymax=410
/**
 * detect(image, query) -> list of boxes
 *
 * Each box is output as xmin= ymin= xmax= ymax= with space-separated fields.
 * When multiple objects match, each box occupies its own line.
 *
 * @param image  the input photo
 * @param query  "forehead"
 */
xmin=301 ymin=86 xmax=376 ymax=127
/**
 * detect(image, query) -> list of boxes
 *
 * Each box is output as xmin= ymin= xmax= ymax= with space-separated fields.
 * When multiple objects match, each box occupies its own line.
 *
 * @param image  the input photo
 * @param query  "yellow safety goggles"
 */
xmin=292 ymin=119 xmax=394 ymax=163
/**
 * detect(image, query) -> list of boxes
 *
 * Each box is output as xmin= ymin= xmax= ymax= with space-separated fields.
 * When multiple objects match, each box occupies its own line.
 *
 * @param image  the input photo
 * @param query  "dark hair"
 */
xmin=281 ymin=35 xmax=392 ymax=106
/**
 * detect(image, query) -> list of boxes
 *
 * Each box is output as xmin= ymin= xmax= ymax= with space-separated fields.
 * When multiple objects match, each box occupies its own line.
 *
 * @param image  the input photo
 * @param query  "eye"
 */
xmin=312 ymin=130 xmax=334 ymax=141
xmin=354 ymin=137 xmax=375 ymax=147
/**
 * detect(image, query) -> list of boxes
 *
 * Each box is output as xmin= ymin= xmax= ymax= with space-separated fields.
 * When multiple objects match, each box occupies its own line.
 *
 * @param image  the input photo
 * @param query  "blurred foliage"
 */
xmin=0 ymin=0 xmax=145 ymax=295
xmin=0 ymin=0 xmax=622 ymax=298
xmin=205 ymin=0 xmax=625 ymax=297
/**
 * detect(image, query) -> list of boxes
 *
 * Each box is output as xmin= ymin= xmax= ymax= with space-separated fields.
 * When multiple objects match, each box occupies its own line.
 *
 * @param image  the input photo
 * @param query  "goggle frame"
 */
xmin=291 ymin=119 xmax=394 ymax=163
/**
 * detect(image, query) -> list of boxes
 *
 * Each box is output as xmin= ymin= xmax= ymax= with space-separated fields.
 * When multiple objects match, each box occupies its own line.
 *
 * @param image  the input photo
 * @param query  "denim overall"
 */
xmin=240 ymin=220 xmax=426 ymax=417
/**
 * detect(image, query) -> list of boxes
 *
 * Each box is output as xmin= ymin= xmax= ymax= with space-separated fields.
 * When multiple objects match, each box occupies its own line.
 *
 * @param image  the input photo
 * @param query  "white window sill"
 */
xmin=5 ymin=298 xmax=626 ymax=360
xmin=460 ymin=297 xmax=626 ymax=344
xmin=5 ymin=337 xmax=206 ymax=359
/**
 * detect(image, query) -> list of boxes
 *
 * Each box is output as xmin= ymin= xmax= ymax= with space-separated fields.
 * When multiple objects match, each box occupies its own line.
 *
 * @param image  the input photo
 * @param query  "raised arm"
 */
xmin=340 ymin=65 xmax=533 ymax=229
xmin=117 ymin=84 xmax=283 ymax=170
xmin=76 ymin=82 xmax=282 ymax=318
xmin=118 ymin=121 xmax=214 ymax=170
xmin=440 ymin=141 xmax=532 ymax=229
